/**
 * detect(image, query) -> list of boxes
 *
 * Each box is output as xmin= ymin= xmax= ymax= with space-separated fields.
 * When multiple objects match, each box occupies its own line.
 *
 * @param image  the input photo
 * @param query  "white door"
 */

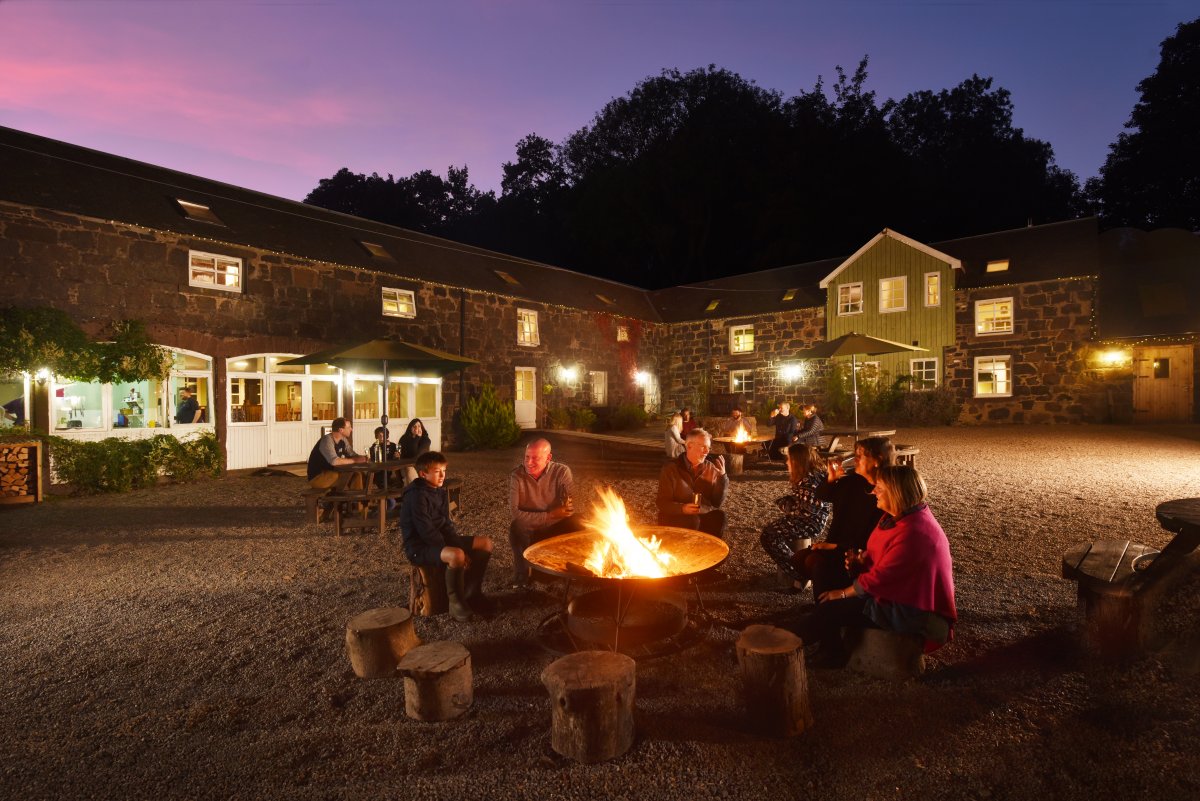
xmin=515 ymin=368 xmax=537 ymax=429
xmin=269 ymin=377 xmax=308 ymax=464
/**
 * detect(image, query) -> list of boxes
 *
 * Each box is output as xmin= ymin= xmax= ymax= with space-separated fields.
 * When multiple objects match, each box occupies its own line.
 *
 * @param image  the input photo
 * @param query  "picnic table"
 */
xmin=323 ymin=459 xmax=414 ymax=536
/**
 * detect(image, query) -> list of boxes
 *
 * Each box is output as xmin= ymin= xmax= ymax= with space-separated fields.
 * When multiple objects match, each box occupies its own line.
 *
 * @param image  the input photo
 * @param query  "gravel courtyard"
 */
xmin=2 ymin=425 xmax=1199 ymax=801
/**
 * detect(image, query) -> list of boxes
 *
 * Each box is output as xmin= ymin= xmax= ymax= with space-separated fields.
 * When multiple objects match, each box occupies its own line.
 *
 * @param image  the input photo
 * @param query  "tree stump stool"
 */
xmin=345 ymin=606 xmax=421 ymax=679
xmin=541 ymin=651 xmax=636 ymax=763
xmin=409 ymin=563 xmax=449 ymax=616
xmin=735 ymin=624 xmax=813 ymax=737
xmin=396 ymin=641 xmax=473 ymax=721
xmin=845 ymin=627 xmax=925 ymax=681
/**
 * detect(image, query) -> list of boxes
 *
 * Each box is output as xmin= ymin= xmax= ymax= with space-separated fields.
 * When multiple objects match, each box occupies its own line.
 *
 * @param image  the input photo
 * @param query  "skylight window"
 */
xmin=705 ymin=299 xmax=721 ymax=312
xmin=595 ymin=294 xmax=616 ymax=306
xmin=986 ymin=259 xmax=1010 ymax=273
xmin=495 ymin=270 xmax=521 ymax=286
xmin=175 ymin=199 xmax=224 ymax=226
xmin=359 ymin=241 xmax=393 ymax=260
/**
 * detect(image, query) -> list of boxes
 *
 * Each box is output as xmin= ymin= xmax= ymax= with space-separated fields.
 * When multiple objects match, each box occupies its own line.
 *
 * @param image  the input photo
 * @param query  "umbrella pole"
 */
xmin=381 ymin=360 xmax=390 ymax=494
xmin=851 ymin=354 xmax=859 ymax=431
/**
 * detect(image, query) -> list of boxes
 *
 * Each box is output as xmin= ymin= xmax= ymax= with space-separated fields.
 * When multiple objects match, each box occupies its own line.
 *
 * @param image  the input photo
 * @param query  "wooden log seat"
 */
xmin=409 ymin=563 xmax=449 ymax=617
xmin=845 ymin=627 xmax=925 ymax=681
xmin=344 ymin=607 xmax=421 ymax=679
xmin=540 ymin=651 xmax=636 ymax=763
xmin=735 ymin=625 xmax=813 ymax=736
xmin=397 ymin=641 xmax=473 ymax=721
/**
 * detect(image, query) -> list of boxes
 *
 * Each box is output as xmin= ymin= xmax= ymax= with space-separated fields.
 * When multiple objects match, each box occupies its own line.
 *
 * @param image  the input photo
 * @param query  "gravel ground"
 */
xmin=2 ymin=425 xmax=1199 ymax=801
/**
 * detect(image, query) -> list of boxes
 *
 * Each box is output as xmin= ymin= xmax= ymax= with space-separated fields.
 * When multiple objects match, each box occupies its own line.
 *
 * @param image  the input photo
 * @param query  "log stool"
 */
xmin=541 ymin=651 xmax=636 ymax=763
xmin=397 ymin=641 xmax=473 ymax=721
xmin=735 ymin=624 xmax=813 ymax=737
xmin=344 ymin=607 xmax=421 ymax=679
xmin=409 ymin=563 xmax=449 ymax=616
xmin=845 ymin=627 xmax=925 ymax=681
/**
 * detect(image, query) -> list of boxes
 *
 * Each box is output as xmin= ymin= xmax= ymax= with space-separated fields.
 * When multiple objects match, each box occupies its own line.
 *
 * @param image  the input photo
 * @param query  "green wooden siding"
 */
xmin=824 ymin=235 xmax=956 ymax=383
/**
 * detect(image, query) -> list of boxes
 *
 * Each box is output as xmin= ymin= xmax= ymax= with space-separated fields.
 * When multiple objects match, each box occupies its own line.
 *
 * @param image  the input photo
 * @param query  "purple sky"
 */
xmin=1 ymin=1 xmax=1192 ymax=202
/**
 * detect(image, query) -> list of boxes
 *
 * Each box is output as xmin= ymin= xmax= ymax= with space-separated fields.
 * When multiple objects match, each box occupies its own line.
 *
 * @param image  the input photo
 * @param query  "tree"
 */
xmin=1090 ymin=17 xmax=1200 ymax=229
xmin=0 ymin=308 xmax=170 ymax=382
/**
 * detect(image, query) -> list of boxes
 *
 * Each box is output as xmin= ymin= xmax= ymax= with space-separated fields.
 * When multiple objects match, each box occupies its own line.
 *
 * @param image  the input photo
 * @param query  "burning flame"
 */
xmin=732 ymin=424 xmax=750 ymax=443
xmin=583 ymin=487 xmax=676 ymax=578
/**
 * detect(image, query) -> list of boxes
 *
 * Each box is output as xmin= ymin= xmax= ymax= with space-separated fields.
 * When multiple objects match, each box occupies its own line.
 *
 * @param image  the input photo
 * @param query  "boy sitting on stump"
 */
xmin=399 ymin=451 xmax=493 ymax=621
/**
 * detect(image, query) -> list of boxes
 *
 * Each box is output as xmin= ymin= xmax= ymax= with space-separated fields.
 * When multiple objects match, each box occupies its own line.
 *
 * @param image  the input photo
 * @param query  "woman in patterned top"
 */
xmin=760 ymin=444 xmax=831 ymax=583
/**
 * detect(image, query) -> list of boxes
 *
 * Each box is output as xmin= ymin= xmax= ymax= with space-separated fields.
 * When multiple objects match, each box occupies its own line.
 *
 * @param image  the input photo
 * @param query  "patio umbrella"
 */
xmin=792 ymin=332 xmax=926 ymax=430
xmin=278 ymin=339 xmax=479 ymax=491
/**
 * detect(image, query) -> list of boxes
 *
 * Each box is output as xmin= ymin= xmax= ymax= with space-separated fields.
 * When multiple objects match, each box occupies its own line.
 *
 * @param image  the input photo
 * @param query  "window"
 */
xmin=976 ymin=298 xmax=1014 ymax=335
xmin=175 ymin=199 xmax=224 ymax=226
xmin=729 ymin=325 xmax=754 ymax=354
xmin=1153 ymin=358 xmax=1171 ymax=379
xmin=910 ymin=358 xmax=939 ymax=389
xmin=782 ymin=288 xmax=798 ymax=302
xmin=986 ymin=259 xmax=1009 ymax=273
xmin=495 ymin=270 xmax=521 ymax=286
xmin=595 ymin=294 xmax=616 ymax=306
xmin=879 ymin=276 xmax=907 ymax=313
xmin=616 ymin=325 xmax=630 ymax=342
xmin=730 ymin=369 xmax=754 ymax=394
xmin=588 ymin=371 xmax=608 ymax=406
xmin=975 ymin=356 xmax=1012 ymax=398
xmin=189 ymin=250 xmax=242 ymax=292
xmin=360 ymin=241 xmax=393 ymax=260
xmin=924 ymin=273 xmax=941 ymax=307
xmin=705 ymin=299 xmax=721 ymax=312
xmin=837 ymin=283 xmax=863 ymax=315
xmin=382 ymin=287 xmax=416 ymax=318
xmin=516 ymin=308 xmax=540 ymax=346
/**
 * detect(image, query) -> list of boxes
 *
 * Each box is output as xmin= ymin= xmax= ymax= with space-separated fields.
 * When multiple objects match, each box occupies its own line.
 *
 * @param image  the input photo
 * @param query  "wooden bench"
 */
xmin=1062 ymin=507 xmax=1200 ymax=657
xmin=301 ymin=486 xmax=331 ymax=524
xmin=320 ymin=488 xmax=405 ymax=536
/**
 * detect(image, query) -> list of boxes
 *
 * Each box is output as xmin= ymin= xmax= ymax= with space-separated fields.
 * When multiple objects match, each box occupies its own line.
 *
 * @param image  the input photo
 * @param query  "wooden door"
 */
xmin=514 ymin=368 xmax=537 ymax=429
xmin=1133 ymin=345 xmax=1194 ymax=422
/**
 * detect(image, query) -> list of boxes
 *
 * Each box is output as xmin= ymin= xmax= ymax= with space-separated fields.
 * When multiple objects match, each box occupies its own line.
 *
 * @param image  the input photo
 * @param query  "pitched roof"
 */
xmin=818 ymin=229 xmax=962 ymax=289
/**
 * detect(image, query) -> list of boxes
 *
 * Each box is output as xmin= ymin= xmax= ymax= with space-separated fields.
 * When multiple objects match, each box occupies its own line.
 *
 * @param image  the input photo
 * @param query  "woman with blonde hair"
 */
xmin=760 ymin=444 xmax=830 ymax=581
xmin=663 ymin=413 xmax=686 ymax=459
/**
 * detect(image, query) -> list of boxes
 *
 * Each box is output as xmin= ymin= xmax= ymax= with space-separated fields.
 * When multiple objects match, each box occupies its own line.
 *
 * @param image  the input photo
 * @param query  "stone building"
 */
xmin=1 ymin=126 xmax=1196 ymax=470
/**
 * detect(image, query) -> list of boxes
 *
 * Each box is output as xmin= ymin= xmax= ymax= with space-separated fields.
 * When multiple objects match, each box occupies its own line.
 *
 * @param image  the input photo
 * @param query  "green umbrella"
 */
xmin=792 ymin=332 xmax=926 ymax=429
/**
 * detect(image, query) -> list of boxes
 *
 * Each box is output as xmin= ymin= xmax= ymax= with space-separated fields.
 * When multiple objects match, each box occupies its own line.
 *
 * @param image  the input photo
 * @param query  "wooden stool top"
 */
xmin=737 ymin=624 xmax=803 ymax=654
xmin=542 ymin=651 xmax=635 ymax=688
xmin=398 ymin=641 xmax=470 ymax=678
xmin=347 ymin=606 xmax=412 ymax=632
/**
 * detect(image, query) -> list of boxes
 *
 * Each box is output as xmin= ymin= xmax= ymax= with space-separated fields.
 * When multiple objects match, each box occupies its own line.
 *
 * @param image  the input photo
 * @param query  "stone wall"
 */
xmin=947 ymin=277 xmax=1105 ymax=423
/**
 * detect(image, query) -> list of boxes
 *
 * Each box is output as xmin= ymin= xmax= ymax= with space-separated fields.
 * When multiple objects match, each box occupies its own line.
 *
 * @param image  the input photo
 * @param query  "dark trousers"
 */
xmin=810 ymin=594 xmax=877 ymax=651
xmin=509 ymin=514 xmax=586 ymax=583
xmin=658 ymin=509 xmax=727 ymax=539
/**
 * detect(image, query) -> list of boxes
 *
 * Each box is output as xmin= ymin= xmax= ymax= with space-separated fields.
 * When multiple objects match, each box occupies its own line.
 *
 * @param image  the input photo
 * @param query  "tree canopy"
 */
xmin=1087 ymin=17 xmax=1200 ymax=230
xmin=305 ymin=60 xmax=1087 ymax=288
xmin=0 ymin=308 xmax=170 ymax=383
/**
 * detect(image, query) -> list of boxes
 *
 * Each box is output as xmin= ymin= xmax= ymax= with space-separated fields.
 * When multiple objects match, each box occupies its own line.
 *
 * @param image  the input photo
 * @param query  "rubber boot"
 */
xmin=463 ymin=550 xmax=494 ymax=614
xmin=444 ymin=567 xmax=473 ymax=622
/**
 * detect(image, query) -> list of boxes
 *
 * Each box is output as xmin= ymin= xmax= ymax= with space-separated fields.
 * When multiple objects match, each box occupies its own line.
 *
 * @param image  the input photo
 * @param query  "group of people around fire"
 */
xmin=305 ymin=402 xmax=956 ymax=665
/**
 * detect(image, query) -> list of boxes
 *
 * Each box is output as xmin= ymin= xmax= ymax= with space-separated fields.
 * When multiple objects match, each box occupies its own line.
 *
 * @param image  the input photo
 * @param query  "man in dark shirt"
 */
xmin=509 ymin=438 xmax=585 ymax=588
xmin=400 ymin=451 xmax=494 ymax=620
xmin=307 ymin=417 xmax=366 ymax=489
xmin=767 ymin=401 xmax=798 ymax=459
xmin=174 ymin=387 xmax=202 ymax=424
xmin=656 ymin=428 xmax=729 ymax=538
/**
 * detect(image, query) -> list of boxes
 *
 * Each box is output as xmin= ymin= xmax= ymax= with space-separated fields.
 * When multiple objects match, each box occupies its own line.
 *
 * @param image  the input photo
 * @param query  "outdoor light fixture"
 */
xmin=780 ymin=363 xmax=803 ymax=383
xmin=34 ymin=368 xmax=50 ymax=386
xmin=558 ymin=365 xmax=579 ymax=383
xmin=634 ymin=371 xmax=649 ymax=386
xmin=1094 ymin=349 xmax=1131 ymax=368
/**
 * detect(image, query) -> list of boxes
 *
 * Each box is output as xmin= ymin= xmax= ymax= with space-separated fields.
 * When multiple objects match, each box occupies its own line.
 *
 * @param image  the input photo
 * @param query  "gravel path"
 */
xmin=2 ymin=426 xmax=1199 ymax=801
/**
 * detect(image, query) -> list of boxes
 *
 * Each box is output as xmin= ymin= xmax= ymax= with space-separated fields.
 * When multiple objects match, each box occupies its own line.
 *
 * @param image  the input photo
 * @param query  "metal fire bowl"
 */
xmin=523 ymin=526 xmax=730 ymax=584
xmin=566 ymin=588 xmax=687 ymax=648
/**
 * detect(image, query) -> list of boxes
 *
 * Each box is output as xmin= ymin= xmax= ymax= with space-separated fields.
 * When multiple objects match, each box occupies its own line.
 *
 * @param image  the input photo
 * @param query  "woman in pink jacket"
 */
xmin=804 ymin=464 xmax=957 ymax=666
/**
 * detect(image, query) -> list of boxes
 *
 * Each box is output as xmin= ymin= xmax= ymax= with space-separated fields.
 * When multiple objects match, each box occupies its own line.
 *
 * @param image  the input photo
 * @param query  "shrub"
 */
xmin=895 ymin=385 xmax=961 ymax=426
xmin=459 ymin=383 xmax=522 ymax=449
xmin=546 ymin=407 xmax=572 ymax=430
xmin=569 ymin=406 xmax=598 ymax=431
xmin=45 ymin=430 xmax=222 ymax=494
xmin=609 ymin=403 xmax=649 ymax=430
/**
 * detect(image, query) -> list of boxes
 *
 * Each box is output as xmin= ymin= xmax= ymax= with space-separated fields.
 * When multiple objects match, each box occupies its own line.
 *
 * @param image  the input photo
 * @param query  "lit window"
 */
xmin=730 ymin=369 xmax=755 ymax=394
xmin=189 ymin=250 xmax=242 ymax=293
xmin=910 ymin=358 xmax=938 ymax=389
xmin=588 ymin=371 xmax=608 ymax=406
xmin=986 ymin=259 xmax=1009 ymax=273
xmin=729 ymin=325 xmax=754 ymax=354
xmin=975 ymin=356 xmax=1012 ymax=397
xmin=176 ymin=199 xmax=224 ymax=226
xmin=495 ymin=270 xmax=521 ymax=286
xmin=360 ymin=241 xmax=392 ymax=260
xmin=782 ymin=288 xmax=798 ymax=302
xmin=382 ymin=287 xmax=416 ymax=318
xmin=595 ymin=294 xmax=616 ymax=306
xmin=879 ymin=276 xmax=907 ymax=313
xmin=517 ymin=308 xmax=540 ymax=347
xmin=924 ymin=273 xmax=941 ymax=307
xmin=616 ymin=326 xmax=630 ymax=342
xmin=705 ymin=299 xmax=721 ymax=313
xmin=976 ymin=298 xmax=1014 ymax=335
xmin=837 ymin=283 xmax=863 ymax=315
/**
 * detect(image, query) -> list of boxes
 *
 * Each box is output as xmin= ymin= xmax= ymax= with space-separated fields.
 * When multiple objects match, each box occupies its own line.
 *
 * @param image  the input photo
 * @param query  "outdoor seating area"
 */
xmin=2 ymin=426 xmax=1199 ymax=799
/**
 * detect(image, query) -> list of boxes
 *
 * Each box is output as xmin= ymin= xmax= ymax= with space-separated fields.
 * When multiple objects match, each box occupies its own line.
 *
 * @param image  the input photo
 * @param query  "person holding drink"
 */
xmin=760 ymin=443 xmax=831 ymax=583
xmin=656 ymin=427 xmax=728 ymax=538
xmin=508 ymin=438 xmax=585 ymax=589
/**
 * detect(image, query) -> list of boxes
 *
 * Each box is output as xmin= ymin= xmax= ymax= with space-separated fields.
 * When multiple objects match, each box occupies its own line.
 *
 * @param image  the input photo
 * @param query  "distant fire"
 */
xmin=732 ymin=424 xmax=750 ymax=443
xmin=583 ymin=487 xmax=676 ymax=578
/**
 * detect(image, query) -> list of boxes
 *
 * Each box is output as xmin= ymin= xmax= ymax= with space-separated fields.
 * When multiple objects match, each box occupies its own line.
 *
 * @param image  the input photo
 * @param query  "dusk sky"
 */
xmin=1 ymin=1 xmax=1193 ymax=202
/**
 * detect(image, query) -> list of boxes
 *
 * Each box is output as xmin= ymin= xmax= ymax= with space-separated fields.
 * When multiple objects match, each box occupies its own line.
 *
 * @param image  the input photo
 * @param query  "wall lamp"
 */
xmin=780 ymin=363 xmax=804 ymax=383
xmin=634 ymin=370 xmax=649 ymax=387
xmin=34 ymin=368 xmax=50 ymax=386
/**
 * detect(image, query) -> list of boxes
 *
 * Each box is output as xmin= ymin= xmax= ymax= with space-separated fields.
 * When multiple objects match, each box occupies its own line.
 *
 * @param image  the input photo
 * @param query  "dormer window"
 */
xmin=175 ymin=200 xmax=224 ymax=226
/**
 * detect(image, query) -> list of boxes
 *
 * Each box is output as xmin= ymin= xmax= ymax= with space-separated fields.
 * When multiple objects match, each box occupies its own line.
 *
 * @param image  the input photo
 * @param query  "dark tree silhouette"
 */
xmin=1089 ymin=18 xmax=1200 ymax=230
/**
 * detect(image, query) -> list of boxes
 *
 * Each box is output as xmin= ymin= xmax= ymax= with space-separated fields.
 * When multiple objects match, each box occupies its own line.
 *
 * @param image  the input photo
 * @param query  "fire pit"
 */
xmin=524 ymin=489 xmax=729 ymax=657
xmin=713 ymin=432 xmax=772 ymax=475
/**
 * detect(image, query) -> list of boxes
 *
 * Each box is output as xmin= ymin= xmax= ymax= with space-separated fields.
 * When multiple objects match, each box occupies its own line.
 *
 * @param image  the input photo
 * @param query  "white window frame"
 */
xmin=587 ymin=370 xmax=608 ymax=407
xmin=974 ymin=355 xmax=1012 ymax=398
xmin=910 ymin=358 xmax=939 ymax=389
xmin=516 ymin=308 xmax=540 ymax=347
xmin=381 ymin=287 xmax=416 ymax=319
xmin=975 ymin=297 xmax=1014 ymax=336
xmin=730 ymin=369 xmax=754 ymax=394
xmin=924 ymin=272 xmax=941 ymax=307
xmin=837 ymin=282 xmax=863 ymax=316
xmin=729 ymin=325 xmax=754 ymax=354
xmin=879 ymin=276 xmax=907 ymax=313
xmin=189 ymin=250 xmax=243 ymax=293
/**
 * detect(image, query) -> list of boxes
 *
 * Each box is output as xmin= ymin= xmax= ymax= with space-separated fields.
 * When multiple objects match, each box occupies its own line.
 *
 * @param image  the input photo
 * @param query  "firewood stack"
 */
xmin=0 ymin=441 xmax=42 ymax=505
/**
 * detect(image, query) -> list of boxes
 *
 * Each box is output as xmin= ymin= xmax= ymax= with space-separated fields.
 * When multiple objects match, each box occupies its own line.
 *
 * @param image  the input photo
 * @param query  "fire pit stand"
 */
xmin=524 ymin=527 xmax=730 ymax=659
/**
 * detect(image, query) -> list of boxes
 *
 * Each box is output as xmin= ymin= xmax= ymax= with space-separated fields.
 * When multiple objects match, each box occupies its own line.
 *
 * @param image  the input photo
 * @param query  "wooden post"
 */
xmin=735 ymin=624 xmax=813 ymax=737
xmin=541 ymin=651 xmax=636 ymax=763
xmin=409 ymin=564 xmax=448 ymax=616
xmin=845 ymin=628 xmax=925 ymax=681
xmin=397 ymin=641 xmax=473 ymax=721
xmin=344 ymin=607 xmax=420 ymax=679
